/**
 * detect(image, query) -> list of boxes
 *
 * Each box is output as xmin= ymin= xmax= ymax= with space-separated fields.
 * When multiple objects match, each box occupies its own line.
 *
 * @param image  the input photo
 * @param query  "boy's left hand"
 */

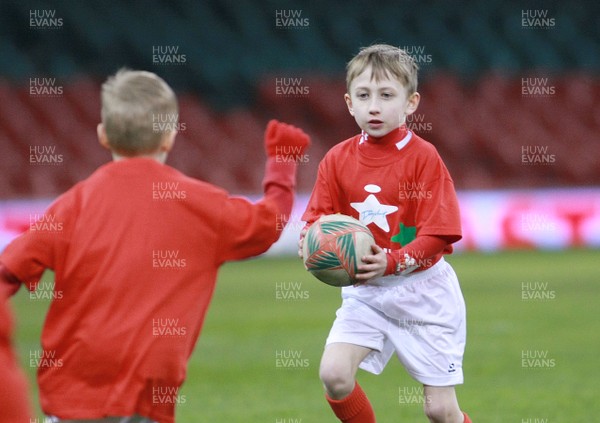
xmin=298 ymin=227 xmax=308 ymax=259
xmin=354 ymin=244 xmax=387 ymax=283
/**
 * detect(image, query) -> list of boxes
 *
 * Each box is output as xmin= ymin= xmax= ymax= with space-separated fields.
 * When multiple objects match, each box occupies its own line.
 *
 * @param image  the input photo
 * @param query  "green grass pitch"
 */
xmin=11 ymin=249 xmax=599 ymax=422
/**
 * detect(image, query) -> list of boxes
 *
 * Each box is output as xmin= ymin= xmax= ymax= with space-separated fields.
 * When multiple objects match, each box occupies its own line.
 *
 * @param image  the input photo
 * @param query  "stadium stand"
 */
xmin=0 ymin=0 xmax=598 ymax=198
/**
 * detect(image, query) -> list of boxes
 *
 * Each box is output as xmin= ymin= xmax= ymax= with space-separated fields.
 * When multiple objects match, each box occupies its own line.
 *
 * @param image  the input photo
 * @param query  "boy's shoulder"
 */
xmin=409 ymin=131 xmax=443 ymax=156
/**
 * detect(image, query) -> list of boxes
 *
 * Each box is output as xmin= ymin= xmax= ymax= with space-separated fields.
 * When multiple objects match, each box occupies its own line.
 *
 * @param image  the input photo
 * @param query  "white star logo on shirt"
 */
xmin=350 ymin=185 xmax=398 ymax=232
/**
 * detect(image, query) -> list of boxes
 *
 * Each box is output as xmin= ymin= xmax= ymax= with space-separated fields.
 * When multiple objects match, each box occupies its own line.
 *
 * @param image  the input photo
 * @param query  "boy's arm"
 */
xmin=301 ymin=158 xmax=336 ymax=226
xmin=298 ymin=158 xmax=337 ymax=257
xmin=0 ymin=195 xmax=73 ymax=295
xmin=1 ymin=237 xmax=54 ymax=296
xmin=378 ymin=157 xmax=462 ymax=277
xmin=355 ymin=235 xmax=449 ymax=281
xmin=0 ymin=264 xmax=23 ymax=298
xmin=262 ymin=119 xmax=311 ymax=219
xmin=383 ymin=235 xmax=450 ymax=276
xmin=0 ymin=228 xmax=56 ymax=295
xmin=217 ymin=120 xmax=310 ymax=263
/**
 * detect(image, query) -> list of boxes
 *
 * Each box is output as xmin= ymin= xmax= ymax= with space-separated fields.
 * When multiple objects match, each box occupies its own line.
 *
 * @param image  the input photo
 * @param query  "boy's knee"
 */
xmin=319 ymin=363 xmax=354 ymax=399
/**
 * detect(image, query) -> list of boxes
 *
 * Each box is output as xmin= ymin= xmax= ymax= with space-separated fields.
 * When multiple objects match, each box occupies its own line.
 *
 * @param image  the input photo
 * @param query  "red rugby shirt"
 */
xmin=1 ymin=157 xmax=294 ymax=422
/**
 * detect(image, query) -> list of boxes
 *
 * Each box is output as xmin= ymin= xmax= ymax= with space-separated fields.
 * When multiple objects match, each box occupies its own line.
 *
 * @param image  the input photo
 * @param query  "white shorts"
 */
xmin=326 ymin=258 xmax=466 ymax=387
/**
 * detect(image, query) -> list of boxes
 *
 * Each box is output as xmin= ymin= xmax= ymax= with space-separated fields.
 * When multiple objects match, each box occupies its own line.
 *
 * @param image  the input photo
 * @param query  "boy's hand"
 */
xmin=298 ymin=227 xmax=307 ymax=259
xmin=355 ymin=244 xmax=387 ymax=283
xmin=264 ymin=120 xmax=310 ymax=160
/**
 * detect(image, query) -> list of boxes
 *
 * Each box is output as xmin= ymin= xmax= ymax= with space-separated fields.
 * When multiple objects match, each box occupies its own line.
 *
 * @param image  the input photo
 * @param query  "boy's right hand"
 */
xmin=264 ymin=120 xmax=310 ymax=160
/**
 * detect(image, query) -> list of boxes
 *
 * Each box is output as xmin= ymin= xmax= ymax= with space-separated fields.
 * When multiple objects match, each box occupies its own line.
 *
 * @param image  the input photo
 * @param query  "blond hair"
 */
xmin=346 ymin=44 xmax=419 ymax=94
xmin=101 ymin=69 xmax=178 ymax=156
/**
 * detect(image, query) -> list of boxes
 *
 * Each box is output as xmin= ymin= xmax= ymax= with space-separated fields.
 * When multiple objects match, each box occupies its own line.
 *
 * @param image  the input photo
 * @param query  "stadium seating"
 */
xmin=0 ymin=0 xmax=598 ymax=197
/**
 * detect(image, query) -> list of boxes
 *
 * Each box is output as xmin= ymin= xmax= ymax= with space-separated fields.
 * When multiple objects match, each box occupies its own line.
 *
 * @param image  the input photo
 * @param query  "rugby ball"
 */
xmin=303 ymin=214 xmax=375 ymax=287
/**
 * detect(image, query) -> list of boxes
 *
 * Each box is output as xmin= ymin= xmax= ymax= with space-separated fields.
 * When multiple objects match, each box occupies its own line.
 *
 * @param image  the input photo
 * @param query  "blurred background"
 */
xmin=0 ymin=0 xmax=599 ymax=251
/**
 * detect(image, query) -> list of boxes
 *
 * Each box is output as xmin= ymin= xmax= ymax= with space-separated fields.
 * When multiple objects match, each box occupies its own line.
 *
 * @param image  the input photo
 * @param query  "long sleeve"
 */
xmin=0 ymin=192 xmax=74 ymax=292
xmin=384 ymin=235 xmax=449 ymax=275
xmin=262 ymin=157 xmax=297 ymax=221
xmin=302 ymin=157 xmax=336 ymax=226
xmin=0 ymin=264 xmax=22 ymax=298
xmin=216 ymin=157 xmax=298 ymax=263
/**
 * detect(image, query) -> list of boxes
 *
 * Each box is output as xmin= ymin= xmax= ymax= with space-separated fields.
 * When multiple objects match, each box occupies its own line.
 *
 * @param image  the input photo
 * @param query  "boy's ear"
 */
xmin=159 ymin=130 xmax=177 ymax=153
xmin=97 ymin=123 xmax=111 ymax=150
xmin=344 ymin=93 xmax=354 ymax=116
xmin=405 ymin=92 xmax=421 ymax=116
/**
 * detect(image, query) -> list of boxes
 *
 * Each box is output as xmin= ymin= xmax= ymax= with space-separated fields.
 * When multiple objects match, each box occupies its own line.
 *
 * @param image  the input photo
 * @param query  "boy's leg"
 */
xmin=320 ymin=342 xmax=375 ymax=422
xmin=423 ymin=386 xmax=470 ymax=423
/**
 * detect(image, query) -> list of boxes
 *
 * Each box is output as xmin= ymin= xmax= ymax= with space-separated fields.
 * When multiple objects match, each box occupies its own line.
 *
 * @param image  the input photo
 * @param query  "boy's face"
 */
xmin=345 ymin=65 xmax=420 ymax=139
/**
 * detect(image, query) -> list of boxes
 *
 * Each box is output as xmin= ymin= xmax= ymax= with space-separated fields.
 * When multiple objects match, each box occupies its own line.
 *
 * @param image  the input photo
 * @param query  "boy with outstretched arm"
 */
xmin=0 ymin=69 xmax=310 ymax=423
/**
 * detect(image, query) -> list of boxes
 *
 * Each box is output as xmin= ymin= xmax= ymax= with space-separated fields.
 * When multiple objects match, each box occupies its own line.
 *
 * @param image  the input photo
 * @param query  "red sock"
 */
xmin=326 ymin=382 xmax=376 ymax=423
xmin=463 ymin=412 xmax=472 ymax=423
